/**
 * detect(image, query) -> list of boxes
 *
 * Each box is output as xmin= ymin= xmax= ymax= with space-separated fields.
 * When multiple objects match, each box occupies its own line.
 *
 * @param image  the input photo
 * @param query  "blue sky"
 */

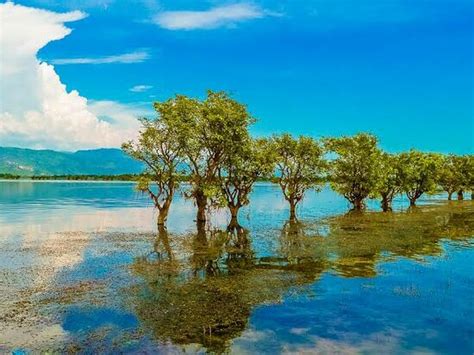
xmin=1 ymin=0 xmax=473 ymax=152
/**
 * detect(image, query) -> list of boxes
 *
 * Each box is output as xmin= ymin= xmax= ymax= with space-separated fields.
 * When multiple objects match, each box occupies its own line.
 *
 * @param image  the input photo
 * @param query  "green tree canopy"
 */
xmin=464 ymin=156 xmax=474 ymax=199
xmin=398 ymin=150 xmax=442 ymax=206
xmin=373 ymin=153 xmax=403 ymax=211
xmin=438 ymin=154 xmax=465 ymax=200
xmin=455 ymin=155 xmax=474 ymax=200
xmin=270 ymin=134 xmax=326 ymax=220
xmin=156 ymin=90 xmax=255 ymax=224
xmin=122 ymin=117 xmax=182 ymax=225
xmin=219 ymin=137 xmax=274 ymax=227
xmin=325 ymin=133 xmax=381 ymax=210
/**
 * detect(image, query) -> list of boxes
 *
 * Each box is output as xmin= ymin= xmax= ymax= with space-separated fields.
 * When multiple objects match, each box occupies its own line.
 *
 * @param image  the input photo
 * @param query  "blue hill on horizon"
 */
xmin=0 ymin=146 xmax=143 ymax=176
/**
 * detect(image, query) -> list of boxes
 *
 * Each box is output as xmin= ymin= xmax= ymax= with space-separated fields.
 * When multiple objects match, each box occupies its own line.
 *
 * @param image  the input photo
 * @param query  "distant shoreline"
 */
xmin=0 ymin=173 xmax=140 ymax=181
xmin=0 ymin=174 xmax=274 ymax=183
xmin=0 ymin=179 xmax=138 ymax=184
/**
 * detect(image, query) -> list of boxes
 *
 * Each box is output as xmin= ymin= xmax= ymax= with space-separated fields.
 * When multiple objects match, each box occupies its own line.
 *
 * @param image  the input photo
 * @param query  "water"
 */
xmin=0 ymin=181 xmax=473 ymax=354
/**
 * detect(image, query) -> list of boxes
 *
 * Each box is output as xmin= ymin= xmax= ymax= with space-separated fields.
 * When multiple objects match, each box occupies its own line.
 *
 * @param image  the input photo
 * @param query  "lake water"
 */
xmin=0 ymin=181 xmax=473 ymax=354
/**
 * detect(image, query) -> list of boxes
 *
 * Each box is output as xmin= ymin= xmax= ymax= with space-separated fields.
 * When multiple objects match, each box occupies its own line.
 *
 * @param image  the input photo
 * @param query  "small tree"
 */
xmin=467 ymin=156 xmax=474 ymax=200
xmin=457 ymin=155 xmax=474 ymax=200
xmin=219 ymin=138 xmax=273 ymax=227
xmin=122 ymin=117 xmax=182 ymax=226
xmin=438 ymin=155 xmax=463 ymax=200
xmin=325 ymin=133 xmax=381 ymax=210
xmin=398 ymin=150 xmax=442 ymax=206
xmin=374 ymin=153 xmax=402 ymax=212
xmin=270 ymin=134 xmax=326 ymax=220
xmin=153 ymin=94 xmax=207 ymax=223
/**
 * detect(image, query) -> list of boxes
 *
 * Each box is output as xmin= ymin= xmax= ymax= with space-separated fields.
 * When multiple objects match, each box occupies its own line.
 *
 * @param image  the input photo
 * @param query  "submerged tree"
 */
xmin=122 ymin=117 xmax=182 ymax=225
xmin=270 ymin=134 xmax=326 ymax=220
xmin=465 ymin=156 xmax=474 ymax=200
xmin=374 ymin=153 xmax=402 ymax=211
xmin=157 ymin=91 xmax=255 ymax=225
xmin=455 ymin=155 xmax=474 ymax=201
xmin=398 ymin=150 xmax=442 ymax=206
xmin=325 ymin=133 xmax=381 ymax=210
xmin=438 ymin=155 xmax=464 ymax=200
xmin=219 ymin=138 xmax=273 ymax=227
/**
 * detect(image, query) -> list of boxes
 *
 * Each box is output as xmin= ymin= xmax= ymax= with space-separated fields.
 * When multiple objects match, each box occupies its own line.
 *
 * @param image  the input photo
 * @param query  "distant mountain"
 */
xmin=0 ymin=147 xmax=144 ymax=176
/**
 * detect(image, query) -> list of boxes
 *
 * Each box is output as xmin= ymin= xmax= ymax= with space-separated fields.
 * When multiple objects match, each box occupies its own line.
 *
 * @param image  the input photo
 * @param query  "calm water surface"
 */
xmin=0 ymin=181 xmax=473 ymax=354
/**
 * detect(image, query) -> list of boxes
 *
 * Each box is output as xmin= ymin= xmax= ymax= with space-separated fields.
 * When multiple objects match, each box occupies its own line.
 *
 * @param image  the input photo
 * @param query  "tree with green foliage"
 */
xmin=324 ymin=133 xmax=381 ymax=210
xmin=156 ymin=90 xmax=255 ymax=225
xmin=398 ymin=150 xmax=442 ymax=206
xmin=122 ymin=117 xmax=182 ymax=226
xmin=438 ymin=155 xmax=464 ymax=200
xmin=456 ymin=155 xmax=474 ymax=200
xmin=270 ymin=134 xmax=326 ymax=220
xmin=374 ymin=153 xmax=402 ymax=211
xmin=219 ymin=138 xmax=274 ymax=227
xmin=0 ymin=173 xmax=21 ymax=179
xmin=466 ymin=156 xmax=474 ymax=200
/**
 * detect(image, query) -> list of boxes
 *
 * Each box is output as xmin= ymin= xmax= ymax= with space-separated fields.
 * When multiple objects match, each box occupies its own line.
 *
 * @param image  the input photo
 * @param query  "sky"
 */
xmin=0 ymin=0 xmax=473 ymax=153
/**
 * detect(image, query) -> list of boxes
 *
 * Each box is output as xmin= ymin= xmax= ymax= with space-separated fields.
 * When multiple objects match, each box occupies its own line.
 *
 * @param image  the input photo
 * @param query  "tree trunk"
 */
xmin=448 ymin=191 xmax=453 ymax=201
xmin=381 ymin=196 xmax=392 ymax=212
xmin=407 ymin=193 xmax=417 ymax=206
xmin=227 ymin=221 xmax=247 ymax=250
xmin=157 ymin=210 xmax=167 ymax=226
xmin=157 ymin=204 xmax=170 ymax=226
xmin=353 ymin=198 xmax=364 ymax=211
xmin=195 ymin=220 xmax=207 ymax=245
xmin=289 ymin=200 xmax=297 ymax=221
xmin=228 ymin=205 xmax=240 ymax=229
xmin=457 ymin=190 xmax=464 ymax=201
xmin=156 ymin=225 xmax=173 ymax=260
xmin=195 ymin=190 xmax=207 ymax=223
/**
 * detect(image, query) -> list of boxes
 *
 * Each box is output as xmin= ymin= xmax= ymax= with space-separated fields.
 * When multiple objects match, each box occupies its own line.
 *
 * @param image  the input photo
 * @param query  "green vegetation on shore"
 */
xmin=30 ymin=174 xmax=140 ymax=181
xmin=0 ymin=173 xmax=21 ymax=179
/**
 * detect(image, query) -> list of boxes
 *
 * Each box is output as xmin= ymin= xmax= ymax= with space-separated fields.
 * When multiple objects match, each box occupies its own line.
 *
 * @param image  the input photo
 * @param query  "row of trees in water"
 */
xmin=123 ymin=90 xmax=473 ymax=226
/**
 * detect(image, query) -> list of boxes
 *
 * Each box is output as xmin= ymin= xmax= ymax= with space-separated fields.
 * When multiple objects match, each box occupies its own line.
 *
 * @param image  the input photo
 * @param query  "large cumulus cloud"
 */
xmin=0 ymin=2 xmax=141 ymax=150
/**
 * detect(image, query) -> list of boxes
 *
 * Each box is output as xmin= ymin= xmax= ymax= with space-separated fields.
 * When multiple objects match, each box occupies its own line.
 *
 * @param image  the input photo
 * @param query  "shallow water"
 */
xmin=0 ymin=181 xmax=473 ymax=354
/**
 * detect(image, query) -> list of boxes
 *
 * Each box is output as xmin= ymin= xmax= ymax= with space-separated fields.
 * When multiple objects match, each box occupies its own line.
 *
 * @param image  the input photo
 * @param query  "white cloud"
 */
xmin=0 ymin=2 xmax=145 ymax=150
xmin=0 ymin=62 xmax=144 ymax=150
xmin=153 ymin=3 xmax=272 ymax=30
xmin=129 ymin=84 xmax=153 ymax=92
xmin=0 ymin=1 xmax=86 ymax=113
xmin=88 ymin=100 xmax=151 ymax=127
xmin=50 ymin=50 xmax=150 ymax=65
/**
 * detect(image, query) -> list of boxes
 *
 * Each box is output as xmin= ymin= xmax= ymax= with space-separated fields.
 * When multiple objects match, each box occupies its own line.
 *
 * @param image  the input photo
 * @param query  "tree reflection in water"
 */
xmin=128 ymin=202 xmax=473 ymax=353
xmin=325 ymin=202 xmax=474 ymax=277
